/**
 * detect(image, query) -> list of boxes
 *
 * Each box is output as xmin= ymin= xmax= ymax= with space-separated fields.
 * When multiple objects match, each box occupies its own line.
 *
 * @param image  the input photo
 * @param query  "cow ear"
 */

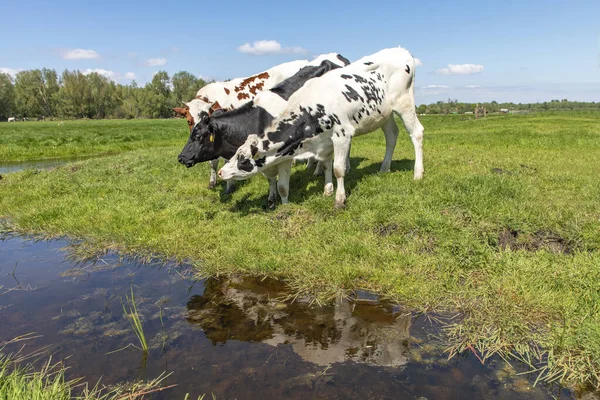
xmin=173 ymin=107 xmax=187 ymax=116
xmin=209 ymin=101 xmax=222 ymax=115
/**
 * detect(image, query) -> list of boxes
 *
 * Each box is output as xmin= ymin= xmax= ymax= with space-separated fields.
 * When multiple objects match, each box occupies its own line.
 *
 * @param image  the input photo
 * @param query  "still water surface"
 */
xmin=0 ymin=236 xmax=573 ymax=399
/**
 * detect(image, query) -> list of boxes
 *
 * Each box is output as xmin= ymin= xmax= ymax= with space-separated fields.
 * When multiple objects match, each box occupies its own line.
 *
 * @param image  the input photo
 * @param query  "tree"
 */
xmin=87 ymin=73 xmax=119 ymax=118
xmin=416 ymin=104 xmax=427 ymax=114
xmin=171 ymin=71 xmax=206 ymax=105
xmin=58 ymin=70 xmax=91 ymax=118
xmin=115 ymin=81 xmax=141 ymax=119
xmin=14 ymin=68 xmax=58 ymax=117
xmin=141 ymin=71 xmax=172 ymax=118
xmin=0 ymin=73 xmax=15 ymax=120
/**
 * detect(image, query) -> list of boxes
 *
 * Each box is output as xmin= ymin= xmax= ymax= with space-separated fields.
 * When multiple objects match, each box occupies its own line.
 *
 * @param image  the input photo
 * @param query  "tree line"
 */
xmin=0 ymin=69 xmax=208 ymax=120
xmin=417 ymin=98 xmax=600 ymax=115
xmin=1 ymin=69 xmax=599 ymax=121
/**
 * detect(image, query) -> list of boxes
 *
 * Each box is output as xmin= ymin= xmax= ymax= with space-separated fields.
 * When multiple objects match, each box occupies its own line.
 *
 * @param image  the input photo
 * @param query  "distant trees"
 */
xmin=0 ymin=72 xmax=15 ymax=120
xmin=1 ymin=66 xmax=599 ymax=121
xmin=172 ymin=71 xmax=206 ymax=106
xmin=14 ymin=68 xmax=59 ymax=117
xmin=0 ymin=68 xmax=209 ymax=120
xmin=418 ymin=99 xmax=599 ymax=115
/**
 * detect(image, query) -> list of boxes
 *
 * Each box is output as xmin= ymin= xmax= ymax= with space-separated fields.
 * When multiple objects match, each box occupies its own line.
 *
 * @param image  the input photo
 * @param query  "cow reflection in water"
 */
xmin=186 ymin=277 xmax=411 ymax=367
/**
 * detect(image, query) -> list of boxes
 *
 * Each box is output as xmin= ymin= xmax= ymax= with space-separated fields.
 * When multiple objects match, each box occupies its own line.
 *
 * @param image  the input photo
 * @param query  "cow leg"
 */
xmin=332 ymin=135 xmax=352 ymax=208
xmin=380 ymin=116 xmax=399 ymax=173
xmin=208 ymin=159 xmax=219 ymax=189
xmin=345 ymin=142 xmax=352 ymax=174
xmin=314 ymin=160 xmax=324 ymax=176
xmin=322 ymin=157 xmax=334 ymax=196
xmin=262 ymin=166 xmax=279 ymax=209
xmin=395 ymin=96 xmax=424 ymax=180
xmin=306 ymin=157 xmax=317 ymax=171
xmin=277 ymin=159 xmax=293 ymax=204
xmin=224 ymin=180 xmax=236 ymax=194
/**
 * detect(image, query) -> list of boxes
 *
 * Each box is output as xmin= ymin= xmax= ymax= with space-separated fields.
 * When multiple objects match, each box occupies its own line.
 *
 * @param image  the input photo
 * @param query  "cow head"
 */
xmin=218 ymin=135 xmax=264 ymax=180
xmin=177 ymin=112 xmax=223 ymax=168
xmin=174 ymin=98 xmax=223 ymax=132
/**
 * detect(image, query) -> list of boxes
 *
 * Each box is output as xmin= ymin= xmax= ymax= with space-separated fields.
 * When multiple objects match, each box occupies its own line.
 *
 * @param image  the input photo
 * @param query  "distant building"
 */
xmin=500 ymin=108 xmax=509 ymax=113
xmin=464 ymin=111 xmax=473 ymax=115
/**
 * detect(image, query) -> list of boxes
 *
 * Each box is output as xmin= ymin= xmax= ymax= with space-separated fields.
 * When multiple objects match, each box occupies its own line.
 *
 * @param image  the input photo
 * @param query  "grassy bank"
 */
xmin=0 ymin=119 xmax=188 ymax=162
xmin=1 ymin=112 xmax=600 ymax=388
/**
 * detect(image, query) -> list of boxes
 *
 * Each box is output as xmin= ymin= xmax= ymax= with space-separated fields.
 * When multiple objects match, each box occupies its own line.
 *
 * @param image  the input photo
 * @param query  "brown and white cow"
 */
xmin=173 ymin=59 xmax=309 ymax=190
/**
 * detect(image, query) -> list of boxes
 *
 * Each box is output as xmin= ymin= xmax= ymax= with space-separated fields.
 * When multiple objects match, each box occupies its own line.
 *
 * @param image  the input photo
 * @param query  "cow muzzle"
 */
xmin=178 ymin=156 xmax=195 ymax=168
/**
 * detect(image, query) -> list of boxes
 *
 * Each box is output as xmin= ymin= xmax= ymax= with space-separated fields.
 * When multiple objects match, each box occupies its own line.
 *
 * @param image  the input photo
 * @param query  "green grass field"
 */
xmin=1 ymin=112 xmax=599 ymax=389
xmin=0 ymin=119 xmax=187 ymax=161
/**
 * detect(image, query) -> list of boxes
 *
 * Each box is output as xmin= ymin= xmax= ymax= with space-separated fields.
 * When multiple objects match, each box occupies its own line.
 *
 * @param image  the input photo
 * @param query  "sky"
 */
xmin=1 ymin=0 xmax=598 ymax=104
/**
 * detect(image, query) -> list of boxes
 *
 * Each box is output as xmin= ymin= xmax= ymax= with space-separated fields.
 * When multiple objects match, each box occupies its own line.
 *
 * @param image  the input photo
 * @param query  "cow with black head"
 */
xmin=178 ymin=53 xmax=351 ymax=203
xmin=174 ymin=59 xmax=309 ymax=190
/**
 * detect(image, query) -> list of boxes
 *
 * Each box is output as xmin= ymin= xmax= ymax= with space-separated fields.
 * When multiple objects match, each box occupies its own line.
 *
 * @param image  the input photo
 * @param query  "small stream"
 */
xmin=0 ymin=156 xmax=101 ymax=175
xmin=0 ymin=236 xmax=573 ymax=399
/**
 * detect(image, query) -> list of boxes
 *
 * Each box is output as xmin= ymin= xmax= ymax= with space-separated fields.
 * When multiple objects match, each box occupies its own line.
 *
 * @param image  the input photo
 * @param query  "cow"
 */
xmin=173 ymin=59 xmax=310 ymax=191
xmin=178 ymin=53 xmax=351 ymax=204
xmin=218 ymin=47 xmax=424 ymax=208
xmin=7 ymin=117 xmax=15 ymax=122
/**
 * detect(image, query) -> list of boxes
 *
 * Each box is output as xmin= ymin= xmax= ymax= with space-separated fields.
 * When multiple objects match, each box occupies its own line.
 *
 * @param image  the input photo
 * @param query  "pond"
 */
xmin=0 ymin=235 xmax=574 ymax=399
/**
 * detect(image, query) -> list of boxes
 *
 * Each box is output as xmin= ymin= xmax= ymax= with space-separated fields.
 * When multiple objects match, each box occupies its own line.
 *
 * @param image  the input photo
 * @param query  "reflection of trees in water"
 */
xmin=186 ymin=277 xmax=411 ymax=366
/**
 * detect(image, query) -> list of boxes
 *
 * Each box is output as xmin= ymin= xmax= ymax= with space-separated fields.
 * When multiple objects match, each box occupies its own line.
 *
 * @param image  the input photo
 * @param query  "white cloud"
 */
xmin=436 ymin=64 xmax=484 ymax=75
xmin=82 ymin=68 xmax=116 ymax=80
xmin=62 ymin=49 xmax=100 ymax=60
xmin=465 ymin=85 xmax=480 ymax=88
xmin=238 ymin=40 xmax=308 ymax=55
xmin=0 ymin=67 xmax=22 ymax=78
xmin=414 ymin=58 xmax=423 ymax=66
xmin=127 ymin=52 xmax=138 ymax=58
xmin=424 ymin=84 xmax=449 ymax=89
xmin=124 ymin=72 xmax=136 ymax=80
xmin=146 ymin=58 xmax=167 ymax=66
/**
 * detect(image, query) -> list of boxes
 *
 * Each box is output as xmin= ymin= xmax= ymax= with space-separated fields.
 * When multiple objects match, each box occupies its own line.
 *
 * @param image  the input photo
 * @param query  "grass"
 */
xmin=0 ymin=119 xmax=188 ymax=162
xmin=0 ymin=336 xmax=172 ymax=400
xmin=122 ymin=287 xmax=149 ymax=353
xmin=1 ymin=111 xmax=600 ymax=389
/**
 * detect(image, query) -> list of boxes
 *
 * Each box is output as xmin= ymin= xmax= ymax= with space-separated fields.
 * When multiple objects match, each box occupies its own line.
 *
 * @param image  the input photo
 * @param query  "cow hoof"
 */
xmin=334 ymin=200 xmax=346 ymax=209
xmin=267 ymin=200 xmax=276 ymax=209
xmin=207 ymin=182 xmax=217 ymax=189
xmin=323 ymin=183 xmax=334 ymax=197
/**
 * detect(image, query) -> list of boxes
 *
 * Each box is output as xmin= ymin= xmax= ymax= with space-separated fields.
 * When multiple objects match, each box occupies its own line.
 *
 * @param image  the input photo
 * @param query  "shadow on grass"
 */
xmin=225 ymin=157 xmax=416 ymax=214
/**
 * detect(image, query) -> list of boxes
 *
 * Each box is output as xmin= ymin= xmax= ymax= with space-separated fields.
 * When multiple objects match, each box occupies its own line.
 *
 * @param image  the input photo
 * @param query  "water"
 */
xmin=0 ymin=236 xmax=572 ymax=399
xmin=0 ymin=156 xmax=100 ymax=175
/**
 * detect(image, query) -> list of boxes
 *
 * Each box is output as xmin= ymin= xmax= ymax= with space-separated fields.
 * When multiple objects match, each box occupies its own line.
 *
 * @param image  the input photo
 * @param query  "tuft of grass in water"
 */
xmin=1 ymin=111 xmax=600 ymax=389
xmin=0 ymin=354 xmax=72 ymax=400
xmin=122 ymin=286 xmax=148 ymax=353
xmin=0 ymin=335 xmax=172 ymax=399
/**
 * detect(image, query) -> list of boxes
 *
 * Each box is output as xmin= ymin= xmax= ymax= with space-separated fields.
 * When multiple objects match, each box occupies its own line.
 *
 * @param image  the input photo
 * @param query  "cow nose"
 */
xmin=218 ymin=170 xmax=223 ymax=177
xmin=178 ymin=156 xmax=184 ymax=165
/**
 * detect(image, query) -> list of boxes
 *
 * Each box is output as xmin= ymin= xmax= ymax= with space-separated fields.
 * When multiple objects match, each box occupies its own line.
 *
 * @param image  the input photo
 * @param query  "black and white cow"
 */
xmin=177 ymin=53 xmax=350 ymax=203
xmin=218 ymin=47 xmax=424 ymax=208
xmin=174 ymin=59 xmax=310 ymax=191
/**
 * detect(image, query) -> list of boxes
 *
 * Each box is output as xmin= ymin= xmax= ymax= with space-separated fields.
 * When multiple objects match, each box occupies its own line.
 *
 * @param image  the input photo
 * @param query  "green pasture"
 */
xmin=1 ymin=111 xmax=599 ymax=389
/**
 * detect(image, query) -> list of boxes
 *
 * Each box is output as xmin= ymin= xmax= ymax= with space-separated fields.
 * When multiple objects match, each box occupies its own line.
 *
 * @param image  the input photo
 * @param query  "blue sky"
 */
xmin=1 ymin=0 xmax=598 ymax=104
